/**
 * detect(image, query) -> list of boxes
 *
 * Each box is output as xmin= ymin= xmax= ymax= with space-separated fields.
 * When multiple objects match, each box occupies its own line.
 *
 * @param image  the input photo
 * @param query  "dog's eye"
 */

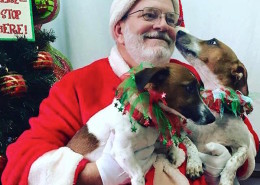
xmin=207 ymin=38 xmax=217 ymax=45
xmin=185 ymin=83 xmax=196 ymax=93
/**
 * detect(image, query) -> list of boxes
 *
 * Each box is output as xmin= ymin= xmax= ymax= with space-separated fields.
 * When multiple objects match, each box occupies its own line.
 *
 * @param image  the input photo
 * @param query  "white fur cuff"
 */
xmin=28 ymin=147 xmax=84 ymax=185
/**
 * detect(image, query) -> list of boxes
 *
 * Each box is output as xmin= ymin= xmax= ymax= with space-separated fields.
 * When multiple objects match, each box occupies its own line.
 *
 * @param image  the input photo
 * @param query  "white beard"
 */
xmin=123 ymin=24 xmax=175 ymax=66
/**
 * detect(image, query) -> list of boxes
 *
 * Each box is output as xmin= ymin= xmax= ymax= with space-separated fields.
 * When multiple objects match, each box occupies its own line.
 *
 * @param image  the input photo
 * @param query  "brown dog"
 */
xmin=67 ymin=63 xmax=215 ymax=185
xmin=176 ymin=31 xmax=248 ymax=95
xmin=176 ymin=31 xmax=255 ymax=185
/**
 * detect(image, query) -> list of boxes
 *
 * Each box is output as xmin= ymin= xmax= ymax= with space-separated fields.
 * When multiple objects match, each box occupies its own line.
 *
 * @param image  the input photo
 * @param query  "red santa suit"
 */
xmin=1 ymin=46 xmax=258 ymax=185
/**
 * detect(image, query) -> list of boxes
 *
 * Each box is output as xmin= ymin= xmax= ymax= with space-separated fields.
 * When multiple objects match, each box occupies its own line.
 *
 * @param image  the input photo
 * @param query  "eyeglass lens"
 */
xmin=142 ymin=7 xmax=180 ymax=27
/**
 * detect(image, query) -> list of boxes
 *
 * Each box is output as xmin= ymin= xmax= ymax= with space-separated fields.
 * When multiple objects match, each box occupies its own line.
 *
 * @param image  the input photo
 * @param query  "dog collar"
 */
xmin=201 ymin=88 xmax=253 ymax=117
xmin=115 ymin=64 xmax=187 ymax=147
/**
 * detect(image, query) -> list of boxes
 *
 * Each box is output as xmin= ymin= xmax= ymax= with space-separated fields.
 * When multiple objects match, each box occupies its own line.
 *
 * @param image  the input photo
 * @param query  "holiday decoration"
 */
xmin=0 ymin=0 xmax=72 ymax=179
xmin=33 ymin=0 xmax=60 ymax=25
xmin=32 ymin=51 xmax=54 ymax=70
xmin=0 ymin=155 xmax=7 ymax=177
xmin=201 ymin=88 xmax=253 ymax=117
xmin=0 ymin=0 xmax=35 ymax=41
xmin=0 ymin=73 xmax=28 ymax=97
xmin=116 ymin=64 xmax=188 ymax=147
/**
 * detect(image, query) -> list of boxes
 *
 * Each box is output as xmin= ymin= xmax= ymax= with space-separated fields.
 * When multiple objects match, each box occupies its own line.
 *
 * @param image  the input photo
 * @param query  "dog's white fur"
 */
xmin=85 ymin=99 xmax=185 ymax=185
xmin=176 ymin=31 xmax=256 ymax=185
xmin=67 ymin=62 xmax=216 ymax=185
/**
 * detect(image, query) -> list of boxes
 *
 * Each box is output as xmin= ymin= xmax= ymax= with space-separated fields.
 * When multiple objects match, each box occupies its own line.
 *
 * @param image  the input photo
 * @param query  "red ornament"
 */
xmin=33 ymin=51 xmax=53 ymax=70
xmin=34 ymin=0 xmax=60 ymax=24
xmin=35 ymin=0 xmax=53 ymax=14
xmin=0 ymin=155 xmax=7 ymax=177
xmin=0 ymin=73 xmax=27 ymax=97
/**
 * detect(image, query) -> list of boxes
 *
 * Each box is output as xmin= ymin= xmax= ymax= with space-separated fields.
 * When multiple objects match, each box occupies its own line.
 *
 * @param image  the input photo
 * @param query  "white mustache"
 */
xmin=143 ymin=31 xmax=173 ymax=45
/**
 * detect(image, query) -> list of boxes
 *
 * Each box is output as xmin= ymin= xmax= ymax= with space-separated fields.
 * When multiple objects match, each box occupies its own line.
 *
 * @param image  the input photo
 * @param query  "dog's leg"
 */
xmin=219 ymin=146 xmax=248 ymax=185
xmin=167 ymin=144 xmax=185 ymax=168
xmin=111 ymin=132 xmax=146 ymax=185
xmin=183 ymin=136 xmax=203 ymax=179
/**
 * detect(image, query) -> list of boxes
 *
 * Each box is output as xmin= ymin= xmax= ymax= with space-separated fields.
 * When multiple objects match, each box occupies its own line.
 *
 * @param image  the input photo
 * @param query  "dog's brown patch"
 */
xmin=176 ymin=31 xmax=249 ymax=96
xmin=67 ymin=126 xmax=99 ymax=155
xmin=134 ymin=63 xmax=214 ymax=124
xmin=198 ymin=40 xmax=249 ymax=95
xmin=151 ymin=64 xmax=201 ymax=114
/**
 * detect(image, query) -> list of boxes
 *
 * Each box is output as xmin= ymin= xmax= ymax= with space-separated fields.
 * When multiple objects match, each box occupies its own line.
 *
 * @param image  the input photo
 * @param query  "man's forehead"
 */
xmin=131 ymin=0 xmax=174 ymax=12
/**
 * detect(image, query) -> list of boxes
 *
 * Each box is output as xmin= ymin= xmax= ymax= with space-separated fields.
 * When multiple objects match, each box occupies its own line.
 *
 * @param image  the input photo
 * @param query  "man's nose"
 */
xmin=153 ymin=15 xmax=170 ymax=31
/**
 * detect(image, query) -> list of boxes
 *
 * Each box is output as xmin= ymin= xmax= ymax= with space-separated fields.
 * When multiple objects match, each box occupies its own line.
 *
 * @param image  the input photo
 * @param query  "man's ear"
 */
xmin=114 ymin=21 xmax=125 ymax=44
xmin=231 ymin=62 xmax=249 ymax=95
xmin=135 ymin=67 xmax=170 ymax=91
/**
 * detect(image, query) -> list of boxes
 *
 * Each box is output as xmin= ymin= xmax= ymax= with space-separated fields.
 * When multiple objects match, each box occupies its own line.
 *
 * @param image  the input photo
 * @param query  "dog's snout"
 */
xmin=205 ymin=111 xmax=215 ymax=124
xmin=176 ymin=30 xmax=186 ymax=38
xmin=176 ymin=31 xmax=191 ymax=45
xmin=194 ymin=105 xmax=216 ymax=125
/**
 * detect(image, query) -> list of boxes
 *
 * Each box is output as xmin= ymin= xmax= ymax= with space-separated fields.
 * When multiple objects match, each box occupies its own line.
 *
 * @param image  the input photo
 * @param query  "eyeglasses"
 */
xmin=125 ymin=7 xmax=183 ymax=27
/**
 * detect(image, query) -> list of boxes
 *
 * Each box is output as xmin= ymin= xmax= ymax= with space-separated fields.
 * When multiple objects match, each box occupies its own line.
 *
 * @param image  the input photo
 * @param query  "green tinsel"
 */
xmin=201 ymin=87 xmax=253 ymax=117
xmin=116 ymin=64 xmax=186 ymax=147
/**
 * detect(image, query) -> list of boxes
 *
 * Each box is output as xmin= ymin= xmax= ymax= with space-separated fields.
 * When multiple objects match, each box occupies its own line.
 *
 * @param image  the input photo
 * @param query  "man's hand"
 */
xmin=96 ymin=133 xmax=156 ymax=185
xmin=199 ymin=142 xmax=231 ymax=184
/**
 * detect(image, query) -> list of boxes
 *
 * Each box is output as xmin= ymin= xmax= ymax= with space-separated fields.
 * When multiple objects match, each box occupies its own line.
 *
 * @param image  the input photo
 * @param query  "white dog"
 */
xmin=176 ymin=30 xmax=257 ymax=185
xmin=67 ymin=63 xmax=215 ymax=185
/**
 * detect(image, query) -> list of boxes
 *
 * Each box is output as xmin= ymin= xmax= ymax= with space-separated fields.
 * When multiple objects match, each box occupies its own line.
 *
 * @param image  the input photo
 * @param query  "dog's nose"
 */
xmin=176 ymin=30 xmax=186 ymax=38
xmin=206 ymin=112 xmax=215 ymax=124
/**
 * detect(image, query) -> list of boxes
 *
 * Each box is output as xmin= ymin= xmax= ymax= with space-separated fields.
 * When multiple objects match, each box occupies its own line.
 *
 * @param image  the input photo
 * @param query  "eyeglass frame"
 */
xmin=122 ymin=7 xmax=183 ymax=27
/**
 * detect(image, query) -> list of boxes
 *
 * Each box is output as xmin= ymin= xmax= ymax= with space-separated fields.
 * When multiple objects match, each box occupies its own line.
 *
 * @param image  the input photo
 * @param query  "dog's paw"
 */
xmin=131 ymin=176 xmax=145 ymax=185
xmin=167 ymin=146 xmax=185 ymax=167
xmin=186 ymin=155 xmax=203 ymax=179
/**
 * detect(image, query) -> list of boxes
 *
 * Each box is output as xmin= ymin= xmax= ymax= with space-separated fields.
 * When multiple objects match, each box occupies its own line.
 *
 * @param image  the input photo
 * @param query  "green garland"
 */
xmin=201 ymin=87 xmax=253 ymax=117
xmin=115 ymin=64 xmax=186 ymax=147
xmin=0 ymin=29 xmax=71 ymax=157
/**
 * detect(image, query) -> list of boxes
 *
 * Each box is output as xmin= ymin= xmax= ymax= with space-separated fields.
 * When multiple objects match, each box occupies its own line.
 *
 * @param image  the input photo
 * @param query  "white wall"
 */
xmin=43 ymin=0 xmax=260 ymax=135
xmin=43 ymin=0 xmax=114 ymax=68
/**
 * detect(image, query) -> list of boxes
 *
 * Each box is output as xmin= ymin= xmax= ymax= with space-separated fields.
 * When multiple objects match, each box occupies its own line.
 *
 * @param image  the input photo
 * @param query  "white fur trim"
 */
xmin=110 ymin=0 xmax=137 ymax=39
xmin=28 ymin=147 xmax=84 ymax=185
xmin=108 ymin=46 xmax=130 ymax=77
xmin=109 ymin=0 xmax=180 ymax=39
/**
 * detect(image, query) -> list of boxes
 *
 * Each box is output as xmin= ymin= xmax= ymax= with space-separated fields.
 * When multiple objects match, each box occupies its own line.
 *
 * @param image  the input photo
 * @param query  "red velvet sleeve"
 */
xmin=242 ymin=115 xmax=259 ymax=152
xmin=237 ymin=115 xmax=259 ymax=177
xmin=73 ymin=159 xmax=89 ymax=185
xmin=1 ymin=59 xmax=121 ymax=185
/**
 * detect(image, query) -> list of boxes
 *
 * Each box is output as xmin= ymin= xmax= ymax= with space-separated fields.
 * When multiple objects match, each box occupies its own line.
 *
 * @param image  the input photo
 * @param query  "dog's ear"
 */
xmin=135 ymin=67 xmax=170 ymax=91
xmin=231 ymin=62 xmax=249 ymax=95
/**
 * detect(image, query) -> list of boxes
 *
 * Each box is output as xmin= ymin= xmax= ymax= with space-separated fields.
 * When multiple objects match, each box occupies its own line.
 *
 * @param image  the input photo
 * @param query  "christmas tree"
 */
xmin=0 ymin=0 xmax=72 ymax=178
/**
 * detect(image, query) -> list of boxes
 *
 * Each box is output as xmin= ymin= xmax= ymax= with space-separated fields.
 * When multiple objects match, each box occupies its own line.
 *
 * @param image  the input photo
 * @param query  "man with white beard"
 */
xmin=2 ymin=0 xmax=257 ymax=185
xmin=122 ymin=24 xmax=174 ymax=66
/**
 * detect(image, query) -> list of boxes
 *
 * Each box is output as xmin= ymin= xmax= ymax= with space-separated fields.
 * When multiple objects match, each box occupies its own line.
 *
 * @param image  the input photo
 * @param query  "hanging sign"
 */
xmin=0 ymin=0 xmax=35 ymax=41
